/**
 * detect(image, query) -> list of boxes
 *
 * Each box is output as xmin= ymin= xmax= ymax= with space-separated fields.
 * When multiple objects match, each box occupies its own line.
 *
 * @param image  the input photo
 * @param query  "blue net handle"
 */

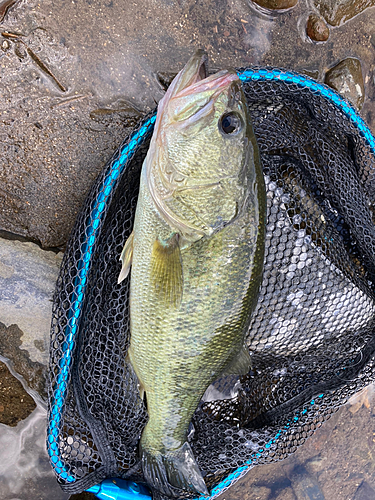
xmin=46 ymin=67 xmax=375 ymax=496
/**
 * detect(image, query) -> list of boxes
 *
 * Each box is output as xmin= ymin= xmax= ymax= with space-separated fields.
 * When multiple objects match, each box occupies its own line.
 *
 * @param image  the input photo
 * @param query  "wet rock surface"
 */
xmin=0 ymin=360 xmax=35 ymax=426
xmin=0 ymin=400 xmax=69 ymax=500
xmin=0 ymin=237 xmax=62 ymax=366
xmin=313 ymin=0 xmax=375 ymax=27
xmin=0 ymin=0 xmax=375 ymax=247
xmin=250 ymin=0 xmax=298 ymax=11
xmin=0 ymin=64 xmax=144 ymax=247
xmin=324 ymin=57 xmax=365 ymax=109
xmin=306 ymin=14 xmax=330 ymax=42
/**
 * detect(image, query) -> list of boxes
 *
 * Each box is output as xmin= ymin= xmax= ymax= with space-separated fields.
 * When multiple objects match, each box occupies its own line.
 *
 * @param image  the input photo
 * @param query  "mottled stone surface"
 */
xmin=306 ymin=14 xmax=330 ymax=42
xmin=313 ymin=0 xmax=375 ymax=27
xmin=325 ymin=57 xmax=365 ymax=109
xmin=287 ymin=465 xmax=325 ymax=499
xmin=0 ymin=237 xmax=62 ymax=367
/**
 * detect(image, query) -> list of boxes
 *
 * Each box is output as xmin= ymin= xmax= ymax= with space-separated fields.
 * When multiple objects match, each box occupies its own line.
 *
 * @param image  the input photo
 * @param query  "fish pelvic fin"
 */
xmin=221 ymin=346 xmax=252 ymax=378
xmin=118 ymin=231 xmax=134 ymax=284
xmin=141 ymin=441 xmax=209 ymax=498
xmin=151 ymin=233 xmax=183 ymax=307
xmin=125 ymin=352 xmax=145 ymax=402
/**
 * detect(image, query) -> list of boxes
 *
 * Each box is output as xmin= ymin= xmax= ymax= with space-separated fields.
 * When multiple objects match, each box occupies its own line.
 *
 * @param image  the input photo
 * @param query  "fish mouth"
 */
xmin=165 ymin=49 xmax=209 ymax=100
xmin=167 ymin=51 xmax=239 ymax=124
xmin=174 ymin=69 xmax=239 ymax=99
xmin=158 ymin=50 xmax=239 ymax=119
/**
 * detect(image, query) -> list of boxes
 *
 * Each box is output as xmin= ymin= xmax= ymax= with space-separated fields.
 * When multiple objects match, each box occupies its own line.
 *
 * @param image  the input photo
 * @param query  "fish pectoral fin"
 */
xmin=141 ymin=442 xmax=208 ymax=497
xmin=151 ymin=233 xmax=183 ymax=307
xmin=118 ymin=231 xmax=134 ymax=284
xmin=221 ymin=346 xmax=252 ymax=377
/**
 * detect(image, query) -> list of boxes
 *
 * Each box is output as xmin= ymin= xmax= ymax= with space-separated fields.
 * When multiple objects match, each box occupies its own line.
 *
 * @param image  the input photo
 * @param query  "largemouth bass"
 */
xmin=118 ymin=50 xmax=266 ymax=497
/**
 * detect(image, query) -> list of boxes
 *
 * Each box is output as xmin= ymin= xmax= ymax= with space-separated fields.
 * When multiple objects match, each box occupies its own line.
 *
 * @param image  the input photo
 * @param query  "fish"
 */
xmin=118 ymin=49 xmax=266 ymax=497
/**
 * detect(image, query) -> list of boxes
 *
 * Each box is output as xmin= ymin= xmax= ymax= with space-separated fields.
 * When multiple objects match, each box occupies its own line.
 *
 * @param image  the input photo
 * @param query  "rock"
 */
xmin=313 ymin=0 xmax=375 ymax=27
xmin=0 ymin=323 xmax=47 ymax=398
xmin=324 ymin=58 xmax=365 ymax=110
xmin=348 ymin=383 xmax=375 ymax=413
xmin=0 ymin=360 xmax=36 ymax=426
xmin=251 ymin=0 xmax=299 ymax=10
xmin=0 ymin=237 xmax=62 ymax=384
xmin=287 ymin=464 xmax=326 ymax=499
xmin=0 ymin=76 xmax=145 ymax=247
xmin=354 ymin=481 xmax=375 ymax=500
xmin=306 ymin=14 xmax=330 ymax=42
xmin=217 ymin=462 xmax=287 ymax=500
xmin=305 ymin=455 xmax=328 ymax=473
xmin=274 ymin=487 xmax=297 ymax=500
xmin=301 ymin=69 xmax=320 ymax=80
xmin=0 ymin=0 xmax=18 ymax=23
xmin=0 ymin=2 xmax=164 ymax=248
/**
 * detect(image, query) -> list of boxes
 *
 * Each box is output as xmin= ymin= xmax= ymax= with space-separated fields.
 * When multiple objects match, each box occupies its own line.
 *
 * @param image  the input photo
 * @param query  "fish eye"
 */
xmin=219 ymin=112 xmax=243 ymax=135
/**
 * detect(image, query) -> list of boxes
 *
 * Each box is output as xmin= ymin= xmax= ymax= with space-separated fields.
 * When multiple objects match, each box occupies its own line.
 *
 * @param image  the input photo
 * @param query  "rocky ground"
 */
xmin=1 ymin=0 xmax=375 ymax=499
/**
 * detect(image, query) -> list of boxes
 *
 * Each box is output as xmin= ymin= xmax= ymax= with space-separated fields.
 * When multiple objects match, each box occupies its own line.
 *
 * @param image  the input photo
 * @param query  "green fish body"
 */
xmin=119 ymin=50 xmax=265 ymax=497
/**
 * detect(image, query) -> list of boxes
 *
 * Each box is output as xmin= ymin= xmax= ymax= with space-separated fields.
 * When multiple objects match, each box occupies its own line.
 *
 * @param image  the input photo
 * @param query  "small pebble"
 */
xmin=325 ymin=57 xmax=365 ymax=110
xmin=251 ymin=0 xmax=298 ymax=10
xmin=1 ymin=39 xmax=9 ymax=51
xmin=306 ymin=13 xmax=329 ymax=42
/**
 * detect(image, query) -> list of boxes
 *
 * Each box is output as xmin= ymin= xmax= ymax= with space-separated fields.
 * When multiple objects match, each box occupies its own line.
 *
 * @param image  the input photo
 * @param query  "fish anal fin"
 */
xmin=118 ymin=231 xmax=134 ymax=284
xmin=221 ymin=346 xmax=252 ymax=378
xmin=151 ymin=234 xmax=183 ymax=307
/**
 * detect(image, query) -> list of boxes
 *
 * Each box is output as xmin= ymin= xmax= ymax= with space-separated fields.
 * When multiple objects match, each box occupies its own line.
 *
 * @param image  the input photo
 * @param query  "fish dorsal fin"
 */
xmin=118 ymin=231 xmax=134 ymax=284
xmin=151 ymin=234 xmax=183 ymax=307
xmin=221 ymin=346 xmax=252 ymax=377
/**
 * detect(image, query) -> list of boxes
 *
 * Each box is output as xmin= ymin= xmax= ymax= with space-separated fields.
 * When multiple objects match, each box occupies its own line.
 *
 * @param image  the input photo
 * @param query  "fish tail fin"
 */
xmin=141 ymin=441 xmax=208 ymax=498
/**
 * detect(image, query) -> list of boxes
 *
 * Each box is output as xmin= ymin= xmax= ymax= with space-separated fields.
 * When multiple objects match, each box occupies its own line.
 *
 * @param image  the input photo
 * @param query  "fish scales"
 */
xmin=119 ymin=50 xmax=265 ymax=497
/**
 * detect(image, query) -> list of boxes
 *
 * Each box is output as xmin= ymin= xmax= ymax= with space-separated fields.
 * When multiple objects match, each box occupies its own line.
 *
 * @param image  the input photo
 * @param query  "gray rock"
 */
xmin=324 ymin=58 xmax=365 ymax=110
xmin=0 ymin=237 xmax=62 ymax=367
xmin=0 ymin=323 xmax=47 ymax=398
xmin=313 ymin=0 xmax=375 ymax=27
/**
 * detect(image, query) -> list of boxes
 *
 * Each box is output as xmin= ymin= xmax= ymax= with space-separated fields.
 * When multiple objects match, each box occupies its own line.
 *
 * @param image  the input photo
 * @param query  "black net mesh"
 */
xmin=47 ymin=68 xmax=375 ymax=498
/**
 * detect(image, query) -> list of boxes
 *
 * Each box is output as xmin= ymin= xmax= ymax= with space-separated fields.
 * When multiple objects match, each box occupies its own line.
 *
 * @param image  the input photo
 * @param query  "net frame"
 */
xmin=46 ymin=67 xmax=375 ymax=498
